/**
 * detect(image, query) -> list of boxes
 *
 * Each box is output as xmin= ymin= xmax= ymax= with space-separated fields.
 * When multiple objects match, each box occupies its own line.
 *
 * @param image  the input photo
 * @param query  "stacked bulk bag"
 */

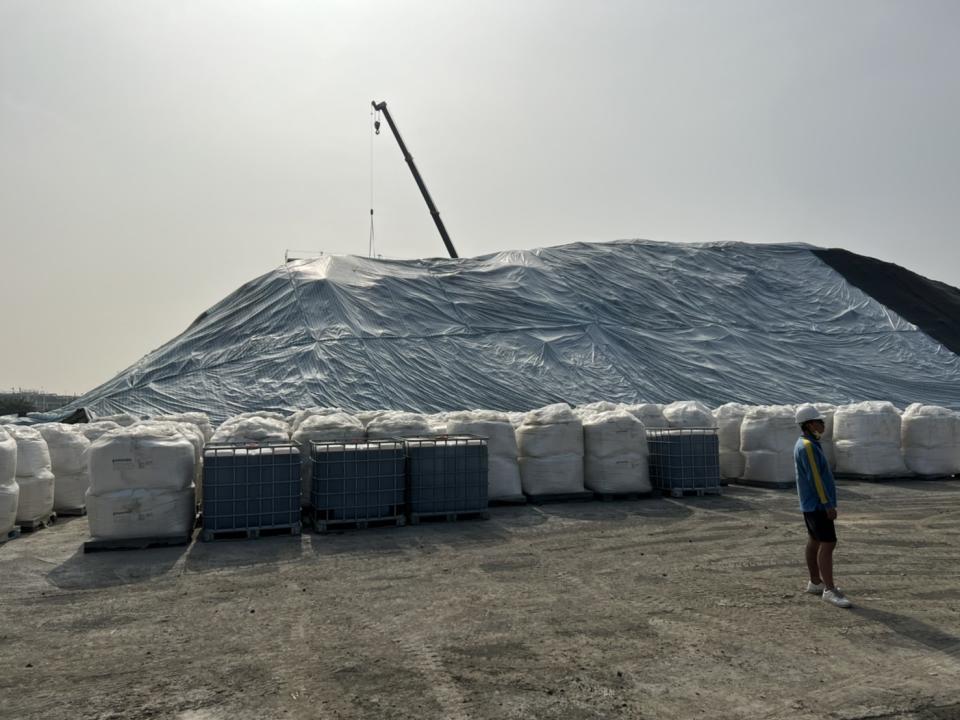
xmin=80 ymin=421 xmax=121 ymax=442
xmin=506 ymin=412 xmax=526 ymax=429
xmin=834 ymin=402 xmax=909 ymax=477
xmin=663 ymin=401 xmax=716 ymax=429
xmin=366 ymin=412 xmax=433 ymax=440
xmin=713 ymin=403 xmax=751 ymax=480
xmin=93 ymin=412 xmax=141 ymax=427
xmin=289 ymin=407 xmax=349 ymax=433
xmin=0 ymin=428 xmax=19 ymax=536
xmin=233 ymin=410 xmax=290 ymax=423
xmin=355 ymin=410 xmax=389 ymax=428
xmin=424 ymin=412 xmax=450 ymax=435
xmin=516 ymin=404 xmax=585 ymax=495
xmin=900 ymin=404 xmax=960 ymax=477
xmin=211 ymin=415 xmax=290 ymax=443
xmin=291 ymin=412 xmax=366 ymax=505
xmin=622 ymin=404 xmax=669 ymax=429
xmin=813 ymin=403 xmax=838 ymax=470
xmin=152 ymin=412 xmax=214 ymax=443
xmin=37 ymin=424 xmax=91 ymax=513
xmin=5 ymin=426 xmax=55 ymax=524
xmin=740 ymin=406 xmax=799 ymax=485
xmin=581 ymin=410 xmax=650 ymax=494
xmin=446 ymin=410 xmax=523 ymax=501
xmin=86 ymin=424 xmax=197 ymax=540
xmin=574 ymin=401 xmax=621 ymax=417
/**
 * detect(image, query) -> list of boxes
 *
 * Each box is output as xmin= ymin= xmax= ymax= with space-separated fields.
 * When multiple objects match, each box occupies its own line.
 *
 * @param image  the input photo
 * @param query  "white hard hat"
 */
xmin=795 ymin=404 xmax=824 ymax=425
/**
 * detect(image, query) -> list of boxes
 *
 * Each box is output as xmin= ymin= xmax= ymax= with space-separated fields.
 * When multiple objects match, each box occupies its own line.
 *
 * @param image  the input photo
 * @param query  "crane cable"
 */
xmin=368 ymin=107 xmax=377 ymax=258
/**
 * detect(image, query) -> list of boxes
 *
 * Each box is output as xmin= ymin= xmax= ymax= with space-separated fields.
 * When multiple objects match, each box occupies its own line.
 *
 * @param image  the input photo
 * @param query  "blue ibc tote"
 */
xmin=201 ymin=443 xmax=302 ymax=536
xmin=309 ymin=440 xmax=406 ymax=526
xmin=405 ymin=435 xmax=489 ymax=519
xmin=646 ymin=428 xmax=721 ymax=496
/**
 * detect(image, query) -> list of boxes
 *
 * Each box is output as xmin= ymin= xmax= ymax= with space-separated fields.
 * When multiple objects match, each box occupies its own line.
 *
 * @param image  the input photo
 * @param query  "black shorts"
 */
xmin=803 ymin=509 xmax=837 ymax=543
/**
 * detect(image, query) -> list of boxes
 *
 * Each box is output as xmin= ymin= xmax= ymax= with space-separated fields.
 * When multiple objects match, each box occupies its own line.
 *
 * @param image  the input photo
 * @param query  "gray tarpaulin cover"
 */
xmin=59 ymin=240 xmax=960 ymax=422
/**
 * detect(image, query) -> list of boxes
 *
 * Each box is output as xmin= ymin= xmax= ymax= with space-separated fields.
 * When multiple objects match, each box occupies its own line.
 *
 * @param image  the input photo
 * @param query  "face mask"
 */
xmin=811 ymin=430 xmax=822 ymax=440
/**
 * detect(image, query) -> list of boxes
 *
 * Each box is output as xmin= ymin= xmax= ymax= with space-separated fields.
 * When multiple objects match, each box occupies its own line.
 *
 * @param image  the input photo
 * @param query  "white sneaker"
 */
xmin=806 ymin=581 xmax=825 ymax=594
xmin=822 ymin=588 xmax=853 ymax=608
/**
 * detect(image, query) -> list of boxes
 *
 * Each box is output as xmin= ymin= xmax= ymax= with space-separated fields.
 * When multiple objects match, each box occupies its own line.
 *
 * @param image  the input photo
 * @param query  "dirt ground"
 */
xmin=1 ymin=480 xmax=959 ymax=720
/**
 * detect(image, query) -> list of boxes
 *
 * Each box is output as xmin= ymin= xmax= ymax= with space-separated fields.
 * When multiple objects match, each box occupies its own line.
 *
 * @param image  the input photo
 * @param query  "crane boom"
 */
xmin=371 ymin=100 xmax=458 ymax=259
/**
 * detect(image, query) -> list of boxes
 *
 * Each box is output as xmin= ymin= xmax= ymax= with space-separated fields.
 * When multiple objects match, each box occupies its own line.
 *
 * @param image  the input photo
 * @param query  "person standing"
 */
xmin=794 ymin=405 xmax=852 ymax=608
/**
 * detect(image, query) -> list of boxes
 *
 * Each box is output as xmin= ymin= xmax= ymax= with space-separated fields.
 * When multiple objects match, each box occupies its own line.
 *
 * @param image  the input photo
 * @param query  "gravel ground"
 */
xmin=1 ymin=480 xmax=959 ymax=720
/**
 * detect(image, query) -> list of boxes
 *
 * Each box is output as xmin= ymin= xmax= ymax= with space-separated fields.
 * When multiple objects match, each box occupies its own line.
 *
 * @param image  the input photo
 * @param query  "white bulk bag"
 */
xmin=5 ymin=426 xmax=52 ymax=478
xmin=446 ymin=411 xmax=519 ymax=455
xmin=446 ymin=410 xmax=522 ymax=501
xmin=516 ymin=404 xmax=584 ymax=458
xmin=355 ymin=410 xmax=389 ymax=428
xmin=289 ymin=407 xmax=348 ymax=432
xmin=517 ymin=404 xmax=584 ymax=494
xmin=740 ymin=406 xmax=799 ymax=483
xmin=582 ymin=410 xmax=647 ymax=459
xmin=574 ymin=401 xmax=621 ymax=418
xmin=152 ymin=413 xmax=214 ymax=442
xmin=518 ymin=455 xmax=585 ymax=495
xmin=742 ymin=451 xmax=797 ymax=486
xmin=292 ymin=413 xmax=365 ymax=443
xmin=54 ymin=473 xmax=90 ymax=512
xmin=86 ymin=486 xmax=196 ymax=540
xmin=901 ymin=404 xmax=960 ymax=476
xmin=663 ymin=401 xmax=716 ymax=429
xmin=740 ymin=406 xmax=798 ymax=453
xmin=622 ymin=404 xmax=669 ymax=429
xmin=834 ymin=402 xmax=909 ymax=477
xmin=80 ymin=421 xmax=121 ymax=443
xmin=713 ymin=403 xmax=751 ymax=480
xmin=88 ymin=424 xmax=196 ymax=494
xmin=15 ymin=470 xmax=55 ymax=522
xmin=0 ymin=478 xmax=19 ymax=536
xmin=585 ymin=456 xmax=651 ymax=494
xmin=366 ymin=412 xmax=432 ymax=439
xmin=232 ymin=410 xmax=290 ymax=423
xmin=582 ymin=410 xmax=650 ymax=494
xmin=0 ymin=427 xmax=16 ymax=485
xmin=211 ymin=416 xmax=290 ymax=443
xmin=37 ymin=424 xmax=91 ymax=475
xmin=424 ymin=412 xmax=450 ymax=435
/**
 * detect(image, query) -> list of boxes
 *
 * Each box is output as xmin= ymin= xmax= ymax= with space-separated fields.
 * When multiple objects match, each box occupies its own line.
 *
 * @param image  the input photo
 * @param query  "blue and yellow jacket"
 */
xmin=794 ymin=433 xmax=837 ymax=512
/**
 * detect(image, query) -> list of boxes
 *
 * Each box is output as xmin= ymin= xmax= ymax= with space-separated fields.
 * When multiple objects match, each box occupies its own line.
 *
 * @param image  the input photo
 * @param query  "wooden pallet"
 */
xmin=732 ymin=479 xmax=795 ymax=490
xmin=593 ymin=491 xmax=654 ymax=502
xmin=83 ymin=533 xmax=192 ymax=553
xmin=0 ymin=527 xmax=21 ymax=545
xmin=17 ymin=512 xmax=57 ymax=532
xmin=523 ymin=491 xmax=595 ymax=505
xmin=659 ymin=487 xmax=723 ymax=498
xmin=55 ymin=506 xmax=87 ymax=517
xmin=488 ymin=495 xmax=527 ymax=507
xmin=311 ymin=515 xmax=406 ymax=534
xmin=200 ymin=523 xmax=301 ymax=542
xmin=409 ymin=510 xmax=490 ymax=525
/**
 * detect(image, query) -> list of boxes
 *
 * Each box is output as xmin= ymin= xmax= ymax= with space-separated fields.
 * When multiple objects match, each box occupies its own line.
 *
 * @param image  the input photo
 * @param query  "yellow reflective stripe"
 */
xmin=803 ymin=439 xmax=828 ymax=504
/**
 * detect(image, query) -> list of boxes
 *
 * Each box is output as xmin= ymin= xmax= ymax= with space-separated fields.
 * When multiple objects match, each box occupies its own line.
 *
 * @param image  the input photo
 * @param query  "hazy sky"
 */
xmin=2 ymin=0 xmax=958 ymax=395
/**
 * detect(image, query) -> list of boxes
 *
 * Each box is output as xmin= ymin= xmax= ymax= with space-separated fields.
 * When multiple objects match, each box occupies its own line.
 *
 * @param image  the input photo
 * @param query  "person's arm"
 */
xmin=822 ymin=453 xmax=838 ymax=519
xmin=802 ymin=439 xmax=833 ymax=510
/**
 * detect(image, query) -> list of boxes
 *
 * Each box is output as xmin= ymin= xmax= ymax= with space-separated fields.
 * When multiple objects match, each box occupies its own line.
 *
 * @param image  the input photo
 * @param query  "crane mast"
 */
xmin=371 ymin=100 xmax=458 ymax=259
